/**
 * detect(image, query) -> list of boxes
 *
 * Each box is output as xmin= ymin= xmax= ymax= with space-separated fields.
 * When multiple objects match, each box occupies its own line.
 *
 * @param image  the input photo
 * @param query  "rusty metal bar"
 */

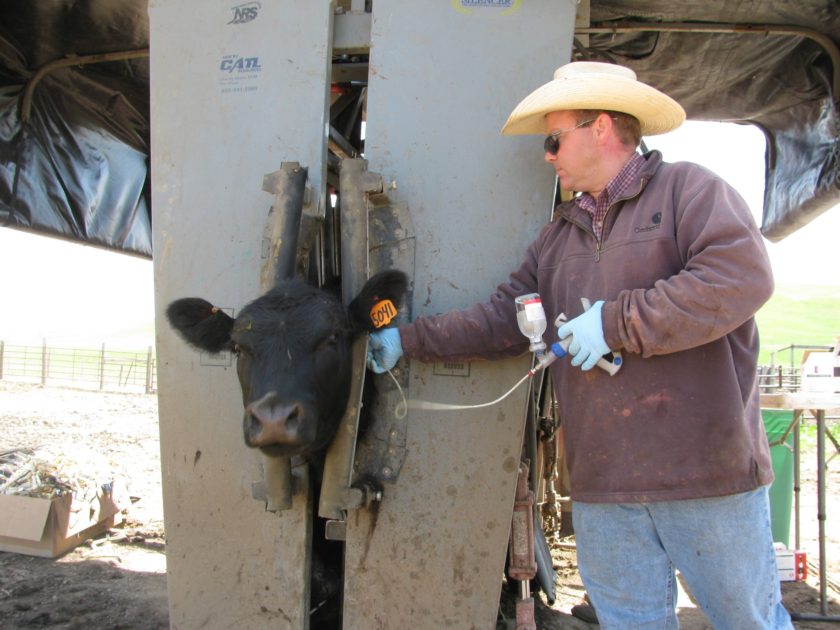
xmin=261 ymin=162 xmax=309 ymax=285
xmin=254 ymin=162 xmax=310 ymax=512
xmin=318 ymin=157 xmax=378 ymax=525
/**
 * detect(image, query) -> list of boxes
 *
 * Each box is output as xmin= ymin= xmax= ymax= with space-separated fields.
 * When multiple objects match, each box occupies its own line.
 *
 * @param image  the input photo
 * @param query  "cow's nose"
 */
xmin=245 ymin=392 xmax=307 ymax=447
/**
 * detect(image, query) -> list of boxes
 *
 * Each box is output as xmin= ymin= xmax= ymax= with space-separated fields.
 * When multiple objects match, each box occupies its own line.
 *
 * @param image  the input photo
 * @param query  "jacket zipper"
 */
xmin=593 ymin=175 xmax=649 ymax=262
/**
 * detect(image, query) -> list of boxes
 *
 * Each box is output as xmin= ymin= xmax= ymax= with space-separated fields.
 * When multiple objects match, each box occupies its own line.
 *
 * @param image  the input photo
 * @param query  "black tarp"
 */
xmin=584 ymin=1 xmax=840 ymax=241
xmin=0 ymin=79 xmax=151 ymax=255
xmin=0 ymin=1 xmax=838 ymax=256
xmin=0 ymin=0 xmax=151 ymax=257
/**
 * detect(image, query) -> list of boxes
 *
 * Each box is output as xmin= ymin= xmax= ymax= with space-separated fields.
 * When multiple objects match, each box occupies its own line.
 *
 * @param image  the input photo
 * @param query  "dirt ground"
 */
xmin=0 ymin=380 xmax=837 ymax=629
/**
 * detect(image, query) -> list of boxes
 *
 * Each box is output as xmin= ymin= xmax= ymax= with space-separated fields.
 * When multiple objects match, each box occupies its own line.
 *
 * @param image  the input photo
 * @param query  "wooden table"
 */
xmin=760 ymin=392 xmax=840 ymax=622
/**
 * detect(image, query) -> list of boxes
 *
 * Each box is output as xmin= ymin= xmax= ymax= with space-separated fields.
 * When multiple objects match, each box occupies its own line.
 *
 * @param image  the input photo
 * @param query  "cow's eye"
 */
xmin=317 ymin=333 xmax=339 ymax=351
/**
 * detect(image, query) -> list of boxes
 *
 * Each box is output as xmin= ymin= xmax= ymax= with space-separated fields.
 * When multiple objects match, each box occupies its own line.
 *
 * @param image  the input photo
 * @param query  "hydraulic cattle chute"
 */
xmin=151 ymin=1 xmax=575 ymax=627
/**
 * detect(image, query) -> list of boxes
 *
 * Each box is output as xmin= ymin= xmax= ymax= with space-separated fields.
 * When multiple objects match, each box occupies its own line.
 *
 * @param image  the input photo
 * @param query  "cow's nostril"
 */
xmin=285 ymin=405 xmax=300 ymax=433
xmin=244 ymin=396 xmax=308 ymax=447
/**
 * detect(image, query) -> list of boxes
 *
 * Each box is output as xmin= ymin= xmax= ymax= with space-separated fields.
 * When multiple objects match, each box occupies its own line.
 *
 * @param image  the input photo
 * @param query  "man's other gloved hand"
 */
xmin=557 ymin=301 xmax=610 ymax=371
xmin=367 ymin=328 xmax=403 ymax=374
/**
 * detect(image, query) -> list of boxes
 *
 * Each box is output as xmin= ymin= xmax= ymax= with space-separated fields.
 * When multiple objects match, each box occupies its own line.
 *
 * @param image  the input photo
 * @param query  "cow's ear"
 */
xmin=347 ymin=270 xmax=409 ymax=333
xmin=166 ymin=298 xmax=235 ymax=354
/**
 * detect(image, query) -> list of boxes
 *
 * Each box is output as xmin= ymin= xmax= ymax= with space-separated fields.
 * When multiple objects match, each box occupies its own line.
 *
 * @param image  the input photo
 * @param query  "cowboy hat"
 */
xmin=501 ymin=61 xmax=685 ymax=137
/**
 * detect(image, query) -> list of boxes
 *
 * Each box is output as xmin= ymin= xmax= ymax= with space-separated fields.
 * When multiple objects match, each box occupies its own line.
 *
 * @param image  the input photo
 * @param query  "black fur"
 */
xmin=165 ymin=298 xmax=234 ymax=354
xmin=165 ymin=270 xmax=408 ymax=629
xmin=347 ymin=270 xmax=409 ymax=333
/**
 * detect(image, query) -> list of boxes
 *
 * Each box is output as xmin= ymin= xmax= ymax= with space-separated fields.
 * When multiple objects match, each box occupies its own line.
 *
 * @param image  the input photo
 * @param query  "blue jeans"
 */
xmin=572 ymin=486 xmax=793 ymax=629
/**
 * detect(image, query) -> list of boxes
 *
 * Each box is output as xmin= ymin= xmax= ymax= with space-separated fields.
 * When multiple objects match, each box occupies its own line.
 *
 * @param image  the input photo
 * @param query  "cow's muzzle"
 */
xmin=244 ymin=392 xmax=312 ymax=449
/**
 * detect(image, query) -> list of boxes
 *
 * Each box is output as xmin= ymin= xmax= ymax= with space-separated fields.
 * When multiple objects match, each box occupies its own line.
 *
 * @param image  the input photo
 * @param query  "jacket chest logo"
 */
xmin=634 ymin=212 xmax=662 ymax=233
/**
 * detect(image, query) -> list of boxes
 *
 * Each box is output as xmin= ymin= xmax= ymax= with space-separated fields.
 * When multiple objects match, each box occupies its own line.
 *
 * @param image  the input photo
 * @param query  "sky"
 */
xmin=0 ymin=231 xmax=155 ymax=348
xmin=1 ymin=120 xmax=837 ymax=348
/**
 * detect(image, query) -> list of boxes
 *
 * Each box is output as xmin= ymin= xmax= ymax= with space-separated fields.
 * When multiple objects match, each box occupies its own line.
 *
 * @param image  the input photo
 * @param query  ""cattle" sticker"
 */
xmin=370 ymin=299 xmax=397 ymax=328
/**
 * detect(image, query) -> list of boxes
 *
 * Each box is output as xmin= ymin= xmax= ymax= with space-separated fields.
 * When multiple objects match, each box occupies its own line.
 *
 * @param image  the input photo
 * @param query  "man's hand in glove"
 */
xmin=557 ymin=301 xmax=611 ymax=371
xmin=366 ymin=328 xmax=403 ymax=374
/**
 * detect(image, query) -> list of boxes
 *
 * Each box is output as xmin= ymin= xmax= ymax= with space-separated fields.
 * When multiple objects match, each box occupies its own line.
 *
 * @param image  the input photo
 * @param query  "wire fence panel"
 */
xmin=0 ymin=340 xmax=820 ymax=399
xmin=758 ymin=365 xmax=802 ymax=393
xmin=0 ymin=342 xmax=157 ymax=393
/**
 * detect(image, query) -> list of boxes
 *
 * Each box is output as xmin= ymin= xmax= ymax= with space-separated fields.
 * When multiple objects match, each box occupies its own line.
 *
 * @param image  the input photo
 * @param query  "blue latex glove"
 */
xmin=367 ymin=328 xmax=403 ymax=374
xmin=556 ymin=300 xmax=610 ymax=371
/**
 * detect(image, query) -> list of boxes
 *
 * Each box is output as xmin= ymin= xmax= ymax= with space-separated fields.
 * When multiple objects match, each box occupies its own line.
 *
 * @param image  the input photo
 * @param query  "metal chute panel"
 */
xmin=150 ymin=1 xmax=334 ymax=628
xmin=341 ymin=2 xmax=577 ymax=627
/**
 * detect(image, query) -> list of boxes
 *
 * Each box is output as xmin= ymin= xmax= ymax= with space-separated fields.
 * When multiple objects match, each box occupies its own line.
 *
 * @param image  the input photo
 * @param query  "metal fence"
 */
xmin=0 ymin=339 xmax=828 ymax=399
xmin=0 ymin=341 xmax=157 ymax=393
xmin=760 ymin=344 xmax=837 ymax=394
xmin=758 ymin=365 xmax=801 ymax=393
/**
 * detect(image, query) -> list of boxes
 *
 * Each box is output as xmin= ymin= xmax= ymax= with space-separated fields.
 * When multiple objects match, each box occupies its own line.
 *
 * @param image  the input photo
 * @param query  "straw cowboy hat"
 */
xmin=501 ymin=61 xmax=685 ymax=137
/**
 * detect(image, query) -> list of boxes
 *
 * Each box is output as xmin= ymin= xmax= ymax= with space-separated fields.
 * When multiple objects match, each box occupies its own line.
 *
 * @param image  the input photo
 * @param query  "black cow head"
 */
xmin=165 ymin=270 xmax=408 ymax=458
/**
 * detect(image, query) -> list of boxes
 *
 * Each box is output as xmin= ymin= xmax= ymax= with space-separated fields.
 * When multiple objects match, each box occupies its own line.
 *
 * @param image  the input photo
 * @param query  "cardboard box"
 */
xmin=0 ymin=482 xmax=130 ymax=558
xmin=774 ymin=544 xmax=807 ymax=582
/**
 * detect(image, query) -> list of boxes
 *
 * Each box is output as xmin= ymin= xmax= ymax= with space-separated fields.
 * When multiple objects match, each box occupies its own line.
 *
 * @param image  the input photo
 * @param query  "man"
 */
xmin=368 ymin=61 xmax=791 ymax=629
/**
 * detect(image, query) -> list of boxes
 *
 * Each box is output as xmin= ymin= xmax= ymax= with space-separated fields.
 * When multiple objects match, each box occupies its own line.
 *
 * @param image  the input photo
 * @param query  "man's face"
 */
xmin=544 ymin=110 xmax=599 ymax=194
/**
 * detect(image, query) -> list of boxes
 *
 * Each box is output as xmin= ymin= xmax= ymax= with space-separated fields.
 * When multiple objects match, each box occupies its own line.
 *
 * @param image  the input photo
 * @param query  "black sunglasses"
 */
xmin=543 ymin=118 xmax=596 ymax=155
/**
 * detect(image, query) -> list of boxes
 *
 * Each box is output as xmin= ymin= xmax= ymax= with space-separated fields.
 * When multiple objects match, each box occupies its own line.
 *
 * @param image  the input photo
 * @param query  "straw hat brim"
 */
xmin=501 ymin=74 xmax=685 ymax=137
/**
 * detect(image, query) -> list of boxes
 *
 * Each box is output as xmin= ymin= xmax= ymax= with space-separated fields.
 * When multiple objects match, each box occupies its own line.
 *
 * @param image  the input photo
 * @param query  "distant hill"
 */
xmin=756 ymin=283 xmax=839 ymax=366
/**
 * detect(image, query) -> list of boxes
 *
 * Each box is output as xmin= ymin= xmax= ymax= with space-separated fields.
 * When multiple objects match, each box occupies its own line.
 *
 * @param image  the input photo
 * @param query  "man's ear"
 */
xmin=591 ymin=112 xmax=604 ymax=133
xmin=347 ymin=270 xmax=409 ymax=334
xmin=166 ymin=298 xmax=235 ymax=353
xmin=594 ymin=112 xmax=614 ymax=142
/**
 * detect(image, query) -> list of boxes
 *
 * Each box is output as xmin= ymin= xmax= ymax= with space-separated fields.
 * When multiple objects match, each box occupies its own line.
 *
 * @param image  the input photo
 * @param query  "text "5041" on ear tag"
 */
xmin=370 ymin=299 xmax=397 ymax=328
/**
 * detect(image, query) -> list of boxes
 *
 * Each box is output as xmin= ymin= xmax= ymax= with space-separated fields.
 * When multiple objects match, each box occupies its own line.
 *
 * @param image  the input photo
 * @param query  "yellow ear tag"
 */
xmin=370 ymin=299 xmax=397 ymax=329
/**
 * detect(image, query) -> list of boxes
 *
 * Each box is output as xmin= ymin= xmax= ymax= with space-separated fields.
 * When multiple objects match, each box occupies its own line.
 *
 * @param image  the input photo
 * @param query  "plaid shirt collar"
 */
xmin=575 ymin=152 xmax=646 ymax=240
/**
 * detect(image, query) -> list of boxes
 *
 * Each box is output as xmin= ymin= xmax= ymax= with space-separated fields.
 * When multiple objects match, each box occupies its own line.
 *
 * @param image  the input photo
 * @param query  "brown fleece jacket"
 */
xmin=400 ymin=151 xmax=775 ymax=502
